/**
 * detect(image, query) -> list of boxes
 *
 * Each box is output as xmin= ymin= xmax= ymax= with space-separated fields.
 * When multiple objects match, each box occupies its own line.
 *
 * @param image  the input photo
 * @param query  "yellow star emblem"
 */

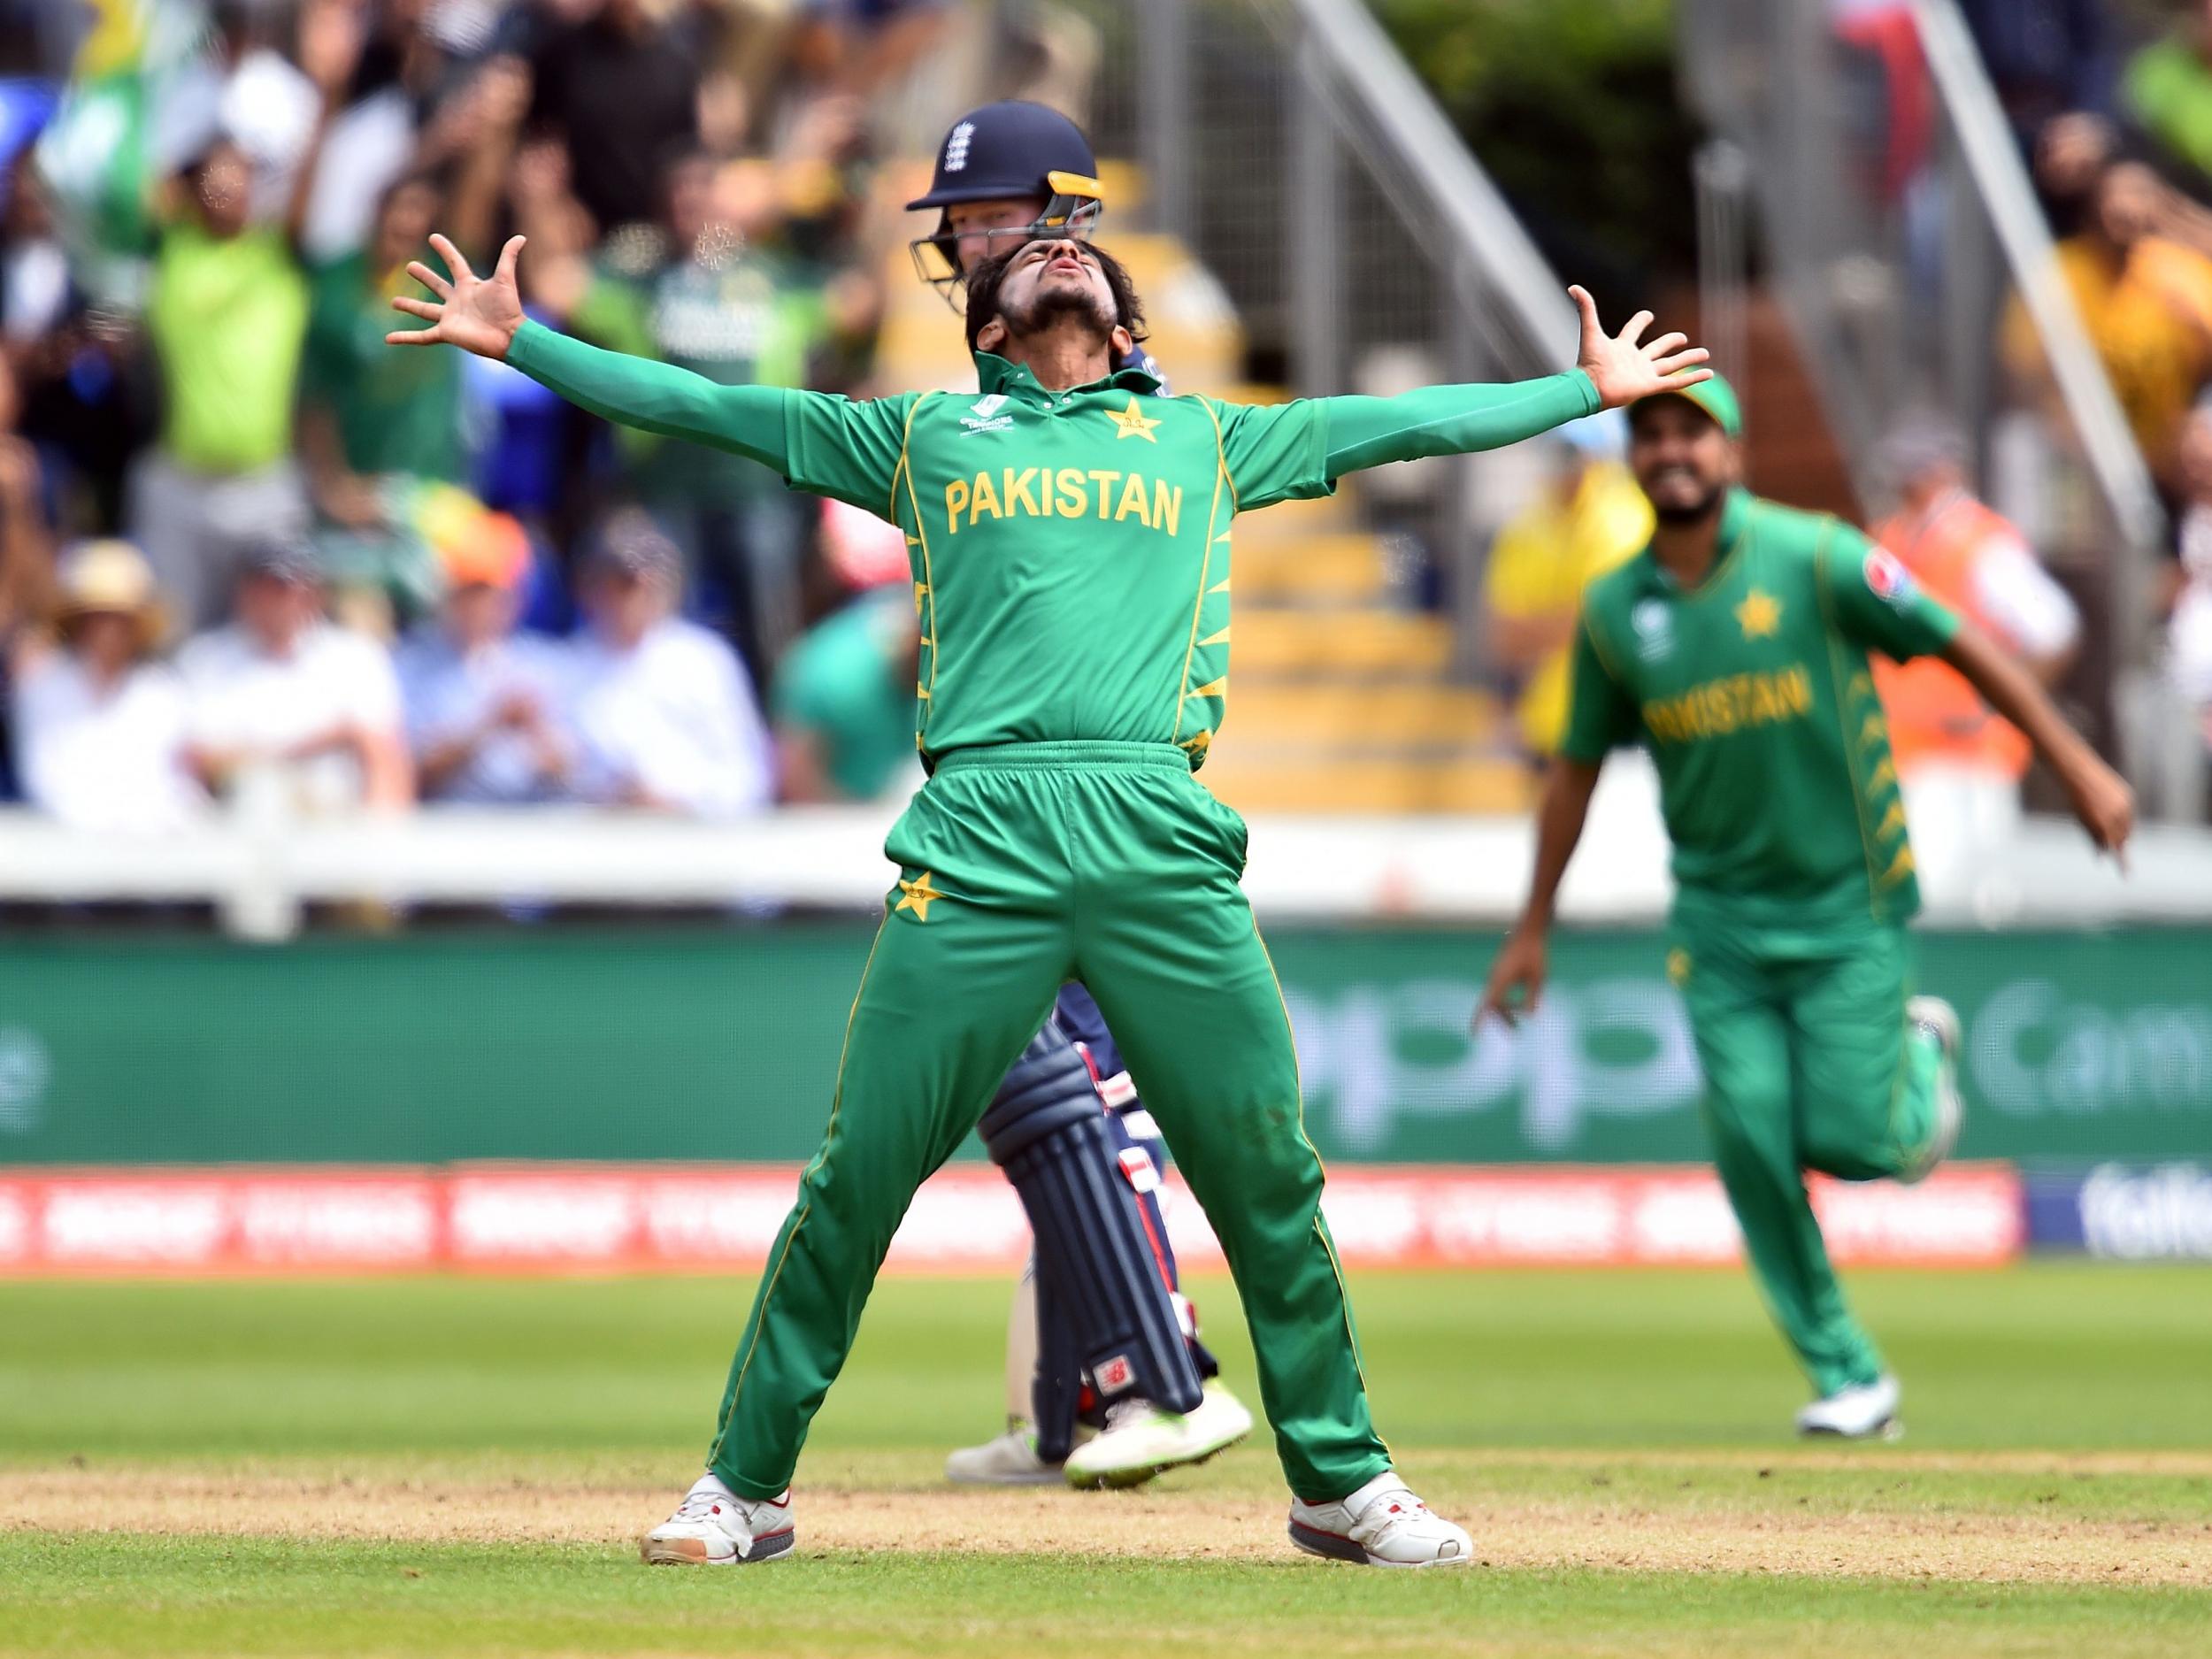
xmin=1107 ymin=396 xmax=1161 ymax=442
xmin=895 ymin=872 xmax=944 ymax=921
xmin=1735 ymin=588 xmax=1782 ymax=639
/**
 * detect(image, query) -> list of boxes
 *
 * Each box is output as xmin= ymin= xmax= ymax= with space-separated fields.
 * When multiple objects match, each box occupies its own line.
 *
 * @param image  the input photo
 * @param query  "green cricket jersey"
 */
xmin=1561 ymin=488 xmax=1961 ymax=926
xmin=505 ymin=319 xmax=1597 ymax=764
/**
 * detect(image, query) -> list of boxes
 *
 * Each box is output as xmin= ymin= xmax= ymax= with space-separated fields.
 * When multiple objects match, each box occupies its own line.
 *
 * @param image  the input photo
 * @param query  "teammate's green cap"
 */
xmin=1632 ymin=373 xmax=1741 ymax=439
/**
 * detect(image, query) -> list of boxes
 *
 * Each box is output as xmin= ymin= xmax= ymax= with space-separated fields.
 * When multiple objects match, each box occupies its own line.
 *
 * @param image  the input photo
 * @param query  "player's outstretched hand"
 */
xmin=1474 ymin=925 xmax=1549 ymax=1032
xmin=2061 ymin=749 xmax=2136 ymax=871
xmin=1571 ymin=285 xmax=1712 ymax=411
xmin=387 ymin=233 xmax=526 ymax=359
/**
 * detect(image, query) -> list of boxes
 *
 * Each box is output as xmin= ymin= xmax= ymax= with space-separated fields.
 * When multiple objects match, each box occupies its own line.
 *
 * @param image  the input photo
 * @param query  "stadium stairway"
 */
xmin=874 ymin=162 xmax=1529 ymax=816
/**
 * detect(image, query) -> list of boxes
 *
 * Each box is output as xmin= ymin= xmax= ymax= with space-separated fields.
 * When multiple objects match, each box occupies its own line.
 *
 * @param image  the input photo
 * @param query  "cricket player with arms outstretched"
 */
xmin=1479 ymin=378 xmax=2133 ymax=1438
xmin=391 ymin=222 xmax=1708 ymax=1566
xmin=905 ymin=99 xmax=1252 ymax=1490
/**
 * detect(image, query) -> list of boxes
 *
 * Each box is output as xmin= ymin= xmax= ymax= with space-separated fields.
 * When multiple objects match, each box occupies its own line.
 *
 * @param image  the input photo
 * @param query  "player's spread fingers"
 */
xmin=1652 ymin=347 xmax=1711 ymax=374
xmin=405 ymin=260 xmax=452 ymax=299
xmin=1644 ymin=331 xmax=1688 ymax=359
xmin=384 ymin=326 xmax=435 ymax=345
xmin=1620 ymin=310 xmax=1654 ymax=346
xmin=389 ymin=296 xmax=441 ymax=321
xmin=1660 ymin=366 xmax=1716 ymax=388
xmin=494 ymin=233 xmax=527 ymax=281
xmin=1568 ymin=284 xmax=1601 ymax=330
xmin=427 ymin=232 xmax=474 ymax=281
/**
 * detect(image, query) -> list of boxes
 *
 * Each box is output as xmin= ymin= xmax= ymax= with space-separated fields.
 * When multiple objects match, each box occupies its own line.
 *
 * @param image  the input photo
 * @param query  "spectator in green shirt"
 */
xmin=773 ymin=584 xmax=920 ymax=803
xmin=296 ymin=58 xmax=526 ymax=628
xmin=126 ymin=0 xmax=359 ymax=633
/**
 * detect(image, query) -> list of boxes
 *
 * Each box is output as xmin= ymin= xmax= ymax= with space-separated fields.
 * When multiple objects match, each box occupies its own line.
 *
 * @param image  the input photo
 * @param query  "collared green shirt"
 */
xmin=778 ymin=352 xmax=1342 ymax=761
xmin=504 ymin=320 xmax=1597 ymax=766
xmin=1562 ymin=488 xmax=1961 ymax=926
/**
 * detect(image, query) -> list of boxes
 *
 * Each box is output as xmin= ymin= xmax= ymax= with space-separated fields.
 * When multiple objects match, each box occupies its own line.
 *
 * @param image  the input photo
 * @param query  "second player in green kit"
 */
xmin=1482 ymin=377 xmax=2134 ymax=1436
xmin=391 ymin=228 xmax=1713 ymax=1563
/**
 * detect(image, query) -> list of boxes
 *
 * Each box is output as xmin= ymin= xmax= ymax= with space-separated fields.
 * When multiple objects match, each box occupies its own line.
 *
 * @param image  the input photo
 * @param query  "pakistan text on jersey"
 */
xmin=943 ymin=469 xmax=1185 ymax=537
xmin=1640 ymin=664 xmax=1814 ymax=743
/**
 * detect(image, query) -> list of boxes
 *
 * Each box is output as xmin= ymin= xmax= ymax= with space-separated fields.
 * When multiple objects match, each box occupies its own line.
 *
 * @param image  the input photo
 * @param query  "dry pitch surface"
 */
xmin=4 ymin=1269 xmax=2208 ymax=1655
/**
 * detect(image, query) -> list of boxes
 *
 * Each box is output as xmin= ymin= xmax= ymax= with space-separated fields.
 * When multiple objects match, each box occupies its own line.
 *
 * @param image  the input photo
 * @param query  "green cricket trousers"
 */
xmin=707 ymin=742 xmax=1391 ymax=1501
xmin=1668 ymin=902 xmax=1945 ymax=1396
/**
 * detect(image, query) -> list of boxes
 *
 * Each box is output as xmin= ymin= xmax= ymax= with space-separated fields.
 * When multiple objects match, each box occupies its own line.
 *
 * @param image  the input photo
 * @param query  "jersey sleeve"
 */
xmin=1204 ymin=398 xmax=1334 ymax=511
xmin=1317 ymin=373 xmax=1601 ymax=476
xmin=1817 ymin=524 xmax=1962 ymax=661
xmin=781 ymin=390 xmax=925 ymax=518
xmin=1557 ymin=612 xmax=1639 ymax=763
xmin=506 ymin=320 xmax=918 ymax=517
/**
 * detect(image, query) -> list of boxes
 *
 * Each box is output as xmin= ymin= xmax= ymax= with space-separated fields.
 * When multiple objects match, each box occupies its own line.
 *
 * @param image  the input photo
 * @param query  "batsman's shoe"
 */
xmin=1899 ymin=996 xmax=1965 ymax=1185
xmin=1287 ymin=1471 xmax=1473 ymax=1568
xmin=641 ymin=1472 xmax=795 ymax=1565
xmin=946 ymin=1418 xmax=1065 ymax=1486
xmin=1063 ymin=1381 xmax=1255 ymax=1490
xmin=1796 ymin=1374 xmax=1902 ymax=1440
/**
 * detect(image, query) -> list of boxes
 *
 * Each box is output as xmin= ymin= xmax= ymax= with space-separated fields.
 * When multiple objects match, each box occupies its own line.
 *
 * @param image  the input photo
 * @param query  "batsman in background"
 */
xmin=1479 ymin=378 xmax=2134 ymax=1438
xmin=391 ymin=222 xmax=1709 ymax=1567
xmin=904 ymin=98 xmax=1249 ymax=1490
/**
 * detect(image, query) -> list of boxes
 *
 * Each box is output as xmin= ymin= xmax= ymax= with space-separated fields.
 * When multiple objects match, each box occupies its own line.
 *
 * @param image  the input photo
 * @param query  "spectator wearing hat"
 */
xmin=1481 ymin=411 xmax=1654 ymax=760
xmin=559 ymin=511 xmax=772 ymax=818
xmin=396 ymin=509 xmax=572 ymax=804
xmin=127 ymin=0 xmax=362 ymax=632
xmin=178 ymin=541 xmax=412 ymax=814
xmin=9 ymin=540 xmax=203 ymax=833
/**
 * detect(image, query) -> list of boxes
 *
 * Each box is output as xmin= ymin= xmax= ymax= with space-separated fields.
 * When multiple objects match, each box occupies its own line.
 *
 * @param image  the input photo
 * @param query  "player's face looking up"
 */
xmin=965 ymin=239 xmax=1145 ymax=368
xmin=997 ymin=239 xmax=1115 ymax=334
xmin=1629 ymin=396 xmax=1739 ymax=526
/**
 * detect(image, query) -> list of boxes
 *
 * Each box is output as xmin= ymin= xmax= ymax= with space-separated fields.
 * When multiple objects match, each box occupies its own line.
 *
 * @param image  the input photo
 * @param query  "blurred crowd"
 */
xmin=1485 ymin=1 xmax=2212 ymax=826
xmin=0 ymin=0 xmax=946 ymax=833
xmin=1961 ymin=0 xmax=2212 ymax=809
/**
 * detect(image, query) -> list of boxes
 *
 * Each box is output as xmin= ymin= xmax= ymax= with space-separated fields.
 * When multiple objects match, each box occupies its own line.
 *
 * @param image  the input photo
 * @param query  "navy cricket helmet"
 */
xmin=906 ymin=100 xmax=1106 ymax=305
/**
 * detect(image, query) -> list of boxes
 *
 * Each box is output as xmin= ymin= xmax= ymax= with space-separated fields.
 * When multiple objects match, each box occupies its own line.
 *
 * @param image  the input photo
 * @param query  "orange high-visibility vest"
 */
xmin=1870 ymin=494 xmax=2033 ymax=779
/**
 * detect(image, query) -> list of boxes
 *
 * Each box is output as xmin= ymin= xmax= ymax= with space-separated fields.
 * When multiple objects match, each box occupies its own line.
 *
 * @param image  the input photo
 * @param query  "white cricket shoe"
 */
xmin=1063 ymin=1381 xmax=1256 ymax=1490
xmin=1900 ymin=996 xmax=1964 ymax=1185
xmin=640 ymin=1471 xmax=795 ymax=1565
xmin=1287 ymin=1470 xmax=1473 ymax=1568
xmin=946 ymin=1419 xmax=1066 ymax=1486
xmin=1796 ymin=1373 xmax=1902 ymax=1440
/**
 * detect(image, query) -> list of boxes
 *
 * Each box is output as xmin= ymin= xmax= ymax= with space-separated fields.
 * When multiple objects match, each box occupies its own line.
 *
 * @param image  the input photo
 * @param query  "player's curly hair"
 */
xmin=964 ymin=241 xmax=1148 ymax=353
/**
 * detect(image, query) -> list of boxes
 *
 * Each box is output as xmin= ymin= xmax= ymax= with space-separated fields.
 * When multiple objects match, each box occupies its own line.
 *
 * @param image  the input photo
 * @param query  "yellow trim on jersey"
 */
xmin=1814 ymin=524 xmax=1887 ymax=921
xmin=895 ymin=392 xmax=944 ymax=746
xmin=1172 ymin=401 xmax=1233 ymax=746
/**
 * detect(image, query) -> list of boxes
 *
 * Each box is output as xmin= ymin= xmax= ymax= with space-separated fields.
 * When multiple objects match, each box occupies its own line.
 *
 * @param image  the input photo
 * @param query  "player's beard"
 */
xmin=1648 ymin=475 xmax=1728 ymax=526
xmin=997 ymin=280 xmax=1117 ymax=347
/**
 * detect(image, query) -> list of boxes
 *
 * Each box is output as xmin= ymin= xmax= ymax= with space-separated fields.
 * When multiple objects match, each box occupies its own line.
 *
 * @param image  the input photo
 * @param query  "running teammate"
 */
xmin=1479 ymin=378 xmax=2133 ymax=1438
xmin=390 ymin=227 xmax=1707 ymax=1565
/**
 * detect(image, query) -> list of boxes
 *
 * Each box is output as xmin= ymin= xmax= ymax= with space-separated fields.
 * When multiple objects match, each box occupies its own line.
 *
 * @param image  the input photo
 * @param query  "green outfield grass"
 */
xmin=3 ymin=1265 xmax=2208 ymax=1656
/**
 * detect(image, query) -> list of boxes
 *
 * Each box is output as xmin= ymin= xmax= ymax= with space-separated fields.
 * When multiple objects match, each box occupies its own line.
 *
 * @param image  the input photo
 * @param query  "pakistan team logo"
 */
xmin=1632 ymin=597 xmax=1672 ymax=662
